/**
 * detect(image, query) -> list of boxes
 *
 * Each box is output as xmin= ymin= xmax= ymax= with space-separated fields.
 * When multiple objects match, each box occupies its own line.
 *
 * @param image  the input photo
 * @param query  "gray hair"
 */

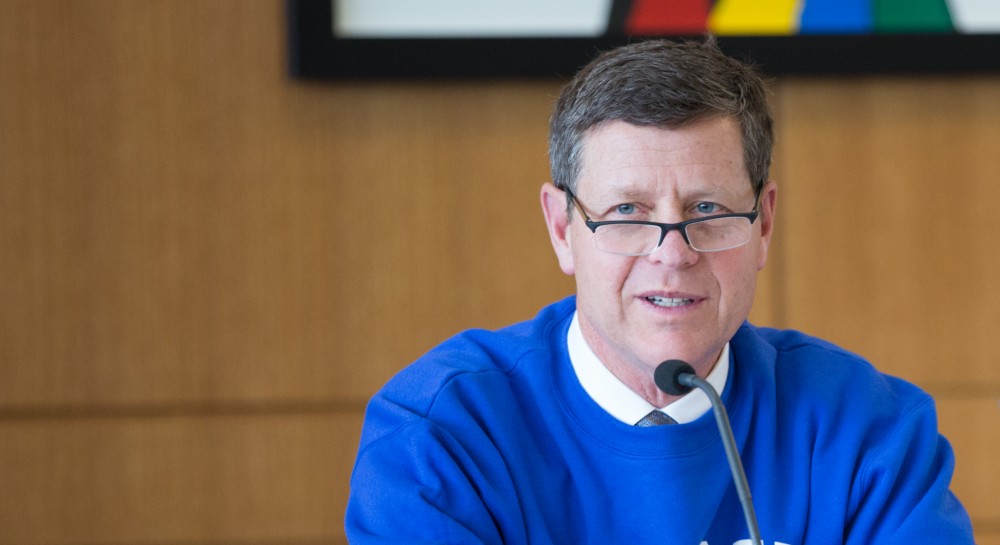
xmin=548 ymin=37 xmax=773 ymax=196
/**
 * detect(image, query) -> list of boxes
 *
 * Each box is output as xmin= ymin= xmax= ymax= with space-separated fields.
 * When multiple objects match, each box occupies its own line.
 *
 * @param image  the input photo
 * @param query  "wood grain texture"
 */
xmin=0 ymin=412 xmax=362 ymax=544
xmin=0 ymin=1 xmax=997 ymax=543
xmin=938 ymin=396 xmax=1000 ymax=522
xmin=0 ymin=0 xmax=572 ymax=409
xmin=774 ymin=77 xmax=1000 ymax=389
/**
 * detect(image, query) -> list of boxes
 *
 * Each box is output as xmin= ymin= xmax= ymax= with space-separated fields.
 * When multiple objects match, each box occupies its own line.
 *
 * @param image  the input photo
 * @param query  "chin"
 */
xmin=646 ymin=337 xmax=717 ymax=370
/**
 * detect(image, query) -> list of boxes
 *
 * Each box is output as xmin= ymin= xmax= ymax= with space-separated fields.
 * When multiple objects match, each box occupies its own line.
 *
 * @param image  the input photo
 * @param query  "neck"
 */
xmin=576 ymin=320 xmax=720 ymax=407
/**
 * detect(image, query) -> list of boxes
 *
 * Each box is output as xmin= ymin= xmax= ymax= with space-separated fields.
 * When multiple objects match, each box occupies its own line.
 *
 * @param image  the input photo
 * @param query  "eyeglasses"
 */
xmin=565 ymin=188 xmax=760 ymax=256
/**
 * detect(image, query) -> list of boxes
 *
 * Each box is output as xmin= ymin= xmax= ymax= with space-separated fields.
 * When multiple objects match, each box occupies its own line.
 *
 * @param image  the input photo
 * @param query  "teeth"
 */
xmin=646 ymin=296 xmax=693 ymax=307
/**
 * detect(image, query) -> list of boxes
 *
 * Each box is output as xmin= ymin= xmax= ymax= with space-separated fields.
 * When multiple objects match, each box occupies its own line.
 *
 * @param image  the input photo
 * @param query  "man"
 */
xmin=346 ymin=38 xmax=974 ymax=544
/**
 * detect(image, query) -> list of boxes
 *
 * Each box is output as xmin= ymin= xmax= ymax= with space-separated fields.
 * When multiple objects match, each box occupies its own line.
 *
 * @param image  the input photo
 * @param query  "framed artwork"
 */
xmin=287 ymin=0 xmax=1000 ymax=78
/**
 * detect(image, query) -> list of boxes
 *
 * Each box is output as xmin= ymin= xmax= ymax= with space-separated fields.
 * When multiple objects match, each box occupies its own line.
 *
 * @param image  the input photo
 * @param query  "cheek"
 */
xmin=715 ymin=254 xmax=760 ymax=313
xmin=571 ymin=246 xmax=633 ymax=299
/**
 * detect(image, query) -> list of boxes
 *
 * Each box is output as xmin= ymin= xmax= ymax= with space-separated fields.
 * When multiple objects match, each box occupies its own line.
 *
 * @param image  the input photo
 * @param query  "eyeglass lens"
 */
xmin=594 ymin=217 xmax=752 ymax=256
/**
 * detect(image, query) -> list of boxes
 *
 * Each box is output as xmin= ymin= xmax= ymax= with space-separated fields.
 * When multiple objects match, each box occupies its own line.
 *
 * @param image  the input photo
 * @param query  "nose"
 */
xmin=647 ymin=228 xmax=699 ymax=267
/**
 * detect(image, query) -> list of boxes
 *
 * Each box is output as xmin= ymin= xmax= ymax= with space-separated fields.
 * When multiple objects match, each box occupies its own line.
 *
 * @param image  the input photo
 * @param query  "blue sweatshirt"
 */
xmin=346 ymin=297 xmax=973 ymax=544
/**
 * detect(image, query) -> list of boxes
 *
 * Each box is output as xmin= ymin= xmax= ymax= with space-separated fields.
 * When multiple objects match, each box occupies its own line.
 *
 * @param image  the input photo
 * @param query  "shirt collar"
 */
xmin=566 ymin=311 xmax=730 ymax=425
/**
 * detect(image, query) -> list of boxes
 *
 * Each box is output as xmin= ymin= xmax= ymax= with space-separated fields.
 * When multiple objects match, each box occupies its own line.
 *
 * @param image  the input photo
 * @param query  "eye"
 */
xmin=614 ymin=203 xmax=637 ymax=216
xmin=694 ymin=202 xmax=720 ymax=215
xmin=695 ymin=202 xmax=717 ymax=214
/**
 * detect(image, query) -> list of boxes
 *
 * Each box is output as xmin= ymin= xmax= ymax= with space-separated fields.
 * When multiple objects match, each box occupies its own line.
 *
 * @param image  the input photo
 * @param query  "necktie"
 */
xmin=635 ymin=410 xmax=676 ymax=427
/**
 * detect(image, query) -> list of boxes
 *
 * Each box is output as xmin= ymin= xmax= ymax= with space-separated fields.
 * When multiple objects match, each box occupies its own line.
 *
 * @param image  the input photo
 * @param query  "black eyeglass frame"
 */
xmin=563 ymin=187 xmax=762 ymax=254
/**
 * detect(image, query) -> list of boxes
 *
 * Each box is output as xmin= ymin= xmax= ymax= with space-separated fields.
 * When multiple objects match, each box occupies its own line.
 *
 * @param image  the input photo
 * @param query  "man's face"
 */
xmin=542 ymin=117 xmax=777 ymax=390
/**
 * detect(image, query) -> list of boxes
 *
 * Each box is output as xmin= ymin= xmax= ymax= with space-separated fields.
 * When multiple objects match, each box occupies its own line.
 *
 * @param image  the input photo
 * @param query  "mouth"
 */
xmin=644 ymin=295 xmax=696 ymax=308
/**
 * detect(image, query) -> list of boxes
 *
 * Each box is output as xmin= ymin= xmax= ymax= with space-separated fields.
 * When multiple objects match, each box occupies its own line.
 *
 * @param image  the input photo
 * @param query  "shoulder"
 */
xmin=361 ymin=297 xmax=575 ymax=433
xmin=733 ymin=323 xmax=932 ymax=416
xmin=419 ymin=296 xmax=574 ymax=376
xmin=733 ymin=325 xmax=971 ymax=541
xmin=741 ymin=323 xmax=865 ymax=365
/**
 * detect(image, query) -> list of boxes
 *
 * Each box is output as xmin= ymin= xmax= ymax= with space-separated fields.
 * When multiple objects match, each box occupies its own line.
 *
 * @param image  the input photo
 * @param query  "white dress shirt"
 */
xmin=566 ymin=311 xmax=730 ymax=425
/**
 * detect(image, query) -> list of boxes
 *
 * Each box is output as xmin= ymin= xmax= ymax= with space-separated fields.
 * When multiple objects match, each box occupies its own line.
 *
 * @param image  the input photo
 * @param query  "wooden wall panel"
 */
xmin=0 ymin=0 xmax=572 ymax=410
xmin=0 ymin=412 xmax=361 ymax=544
xmin=980 ymin=534 xmax=1000 ymax=545
xmin=0 ymin=1 xmax=997 ymax=543
xmin=938 ymin=397 xmax=1000 ymax=522
xmin=941 ymin=395 xmax=1000 ymax=544
xmin=774 ymin=76 xmax=1000 ymax=539
xmin=774 ymin=77 xmax=1000 ymax=389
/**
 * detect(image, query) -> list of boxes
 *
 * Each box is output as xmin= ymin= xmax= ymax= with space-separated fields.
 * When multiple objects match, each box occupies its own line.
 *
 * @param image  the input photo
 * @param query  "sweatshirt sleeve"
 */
xmin=345 ymin=419 xmax=513 ymax=545
xmin=846 ymin=395 xmax=974 ymax=544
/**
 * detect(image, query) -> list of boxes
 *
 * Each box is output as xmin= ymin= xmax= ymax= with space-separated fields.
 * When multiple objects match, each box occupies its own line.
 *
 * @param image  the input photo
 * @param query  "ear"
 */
xmin=755 ymin=180 xmax=778 ymax=271
xmin=540 ymin=182 xmax=576 ymax=276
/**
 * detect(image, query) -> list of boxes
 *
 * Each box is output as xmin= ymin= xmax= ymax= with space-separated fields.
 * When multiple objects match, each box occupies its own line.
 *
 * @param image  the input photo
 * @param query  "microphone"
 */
xmin=654 ymin=360 xmax=762 ymax=545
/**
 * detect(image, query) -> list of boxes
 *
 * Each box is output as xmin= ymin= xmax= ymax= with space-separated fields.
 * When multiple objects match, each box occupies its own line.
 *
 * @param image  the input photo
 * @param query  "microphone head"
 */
xmin=654 ymin=359 xmax=696 ymax=396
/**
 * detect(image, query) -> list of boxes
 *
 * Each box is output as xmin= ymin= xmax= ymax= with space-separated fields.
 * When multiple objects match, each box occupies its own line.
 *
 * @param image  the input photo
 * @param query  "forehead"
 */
xmin=577 ymin=118 xmax=751 ymax=199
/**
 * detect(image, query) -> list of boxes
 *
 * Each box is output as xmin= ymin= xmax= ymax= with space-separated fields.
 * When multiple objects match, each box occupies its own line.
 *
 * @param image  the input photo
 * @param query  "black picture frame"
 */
xmin=287 ymin=0 xmax=1000 ymax=79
